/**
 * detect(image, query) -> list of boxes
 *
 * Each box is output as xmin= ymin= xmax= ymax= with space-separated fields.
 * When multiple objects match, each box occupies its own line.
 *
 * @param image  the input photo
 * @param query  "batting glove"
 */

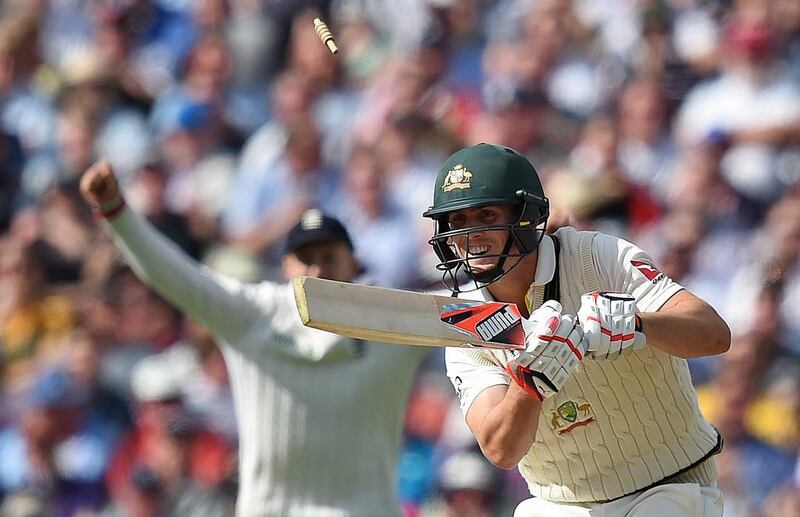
xmin=506 ymin=301 xmax=588 ymax=401
xmin=578 ymin=292 xmax=646 ymax=360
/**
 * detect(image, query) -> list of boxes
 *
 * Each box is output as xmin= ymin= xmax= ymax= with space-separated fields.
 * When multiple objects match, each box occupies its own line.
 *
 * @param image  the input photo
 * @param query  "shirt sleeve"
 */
xmin=107 ymin=207 xmax=266 ymax=344
xmin=592 ymin=232 xmax=684 ymax=313
xmin=445 ymin=347 xmax=511 ymax=416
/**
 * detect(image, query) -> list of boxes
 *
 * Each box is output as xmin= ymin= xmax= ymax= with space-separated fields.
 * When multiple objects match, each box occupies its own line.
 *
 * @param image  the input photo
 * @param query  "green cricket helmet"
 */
xmin=423 ymin=143 xmax=549 ymax=290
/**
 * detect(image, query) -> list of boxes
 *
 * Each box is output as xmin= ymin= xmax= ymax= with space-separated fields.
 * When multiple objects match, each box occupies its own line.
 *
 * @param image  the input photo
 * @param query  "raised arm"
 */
xmin=80 ymin=161 xmax=262 ymax=344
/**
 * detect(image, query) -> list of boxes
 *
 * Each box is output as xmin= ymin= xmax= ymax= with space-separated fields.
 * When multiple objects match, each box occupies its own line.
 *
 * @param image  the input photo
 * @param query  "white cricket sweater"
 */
xmin=107 ymin=208 xmax=427 ymax=516
xmin=446 ymin=227 xmax=721 ymax=503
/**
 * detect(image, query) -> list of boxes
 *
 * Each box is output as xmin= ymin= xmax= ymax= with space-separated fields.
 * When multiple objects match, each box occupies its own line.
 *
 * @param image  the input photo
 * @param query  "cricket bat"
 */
xmin=292 ymin=276 xmax=525 ymax=350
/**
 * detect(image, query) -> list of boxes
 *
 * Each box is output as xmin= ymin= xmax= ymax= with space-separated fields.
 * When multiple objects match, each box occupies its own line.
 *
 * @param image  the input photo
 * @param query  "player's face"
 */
xmin=446 ymin=204 xmax=518 ymax=273
xmin=283 ymin=241 xmax=359 ymax=282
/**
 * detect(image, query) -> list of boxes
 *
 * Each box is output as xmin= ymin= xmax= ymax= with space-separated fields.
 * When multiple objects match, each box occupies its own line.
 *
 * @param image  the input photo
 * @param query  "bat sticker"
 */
xmin=438 ymin=301 xmax=525 ymax=348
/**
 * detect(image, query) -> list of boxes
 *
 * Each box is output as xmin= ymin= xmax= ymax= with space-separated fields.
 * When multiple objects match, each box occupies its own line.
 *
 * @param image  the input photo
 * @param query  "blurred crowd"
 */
xmin=0 ymin=0 xmax=798 ymax=516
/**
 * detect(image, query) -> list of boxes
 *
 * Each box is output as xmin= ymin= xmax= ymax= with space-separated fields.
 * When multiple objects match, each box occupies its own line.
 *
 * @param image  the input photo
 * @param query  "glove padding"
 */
xmin=506 ymin=301 xmax=588 ymax=401
xmin=578 ymin=292 xmax=646 ymax=360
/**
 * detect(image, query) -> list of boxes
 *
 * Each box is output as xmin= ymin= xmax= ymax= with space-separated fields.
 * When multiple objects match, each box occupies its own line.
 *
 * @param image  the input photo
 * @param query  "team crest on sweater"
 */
xmin=549 ymin=400 xmax=595 ymax=435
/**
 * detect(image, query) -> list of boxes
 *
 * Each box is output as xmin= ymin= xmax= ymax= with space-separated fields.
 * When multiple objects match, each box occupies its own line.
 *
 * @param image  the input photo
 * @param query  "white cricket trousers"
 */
xmin=514 ymin=484 xmax=724 ymax=517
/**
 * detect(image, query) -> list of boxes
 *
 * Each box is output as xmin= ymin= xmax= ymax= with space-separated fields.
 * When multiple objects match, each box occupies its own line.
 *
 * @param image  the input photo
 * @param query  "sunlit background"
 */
xmin=0 ymin=0 xmax=799 ymax=515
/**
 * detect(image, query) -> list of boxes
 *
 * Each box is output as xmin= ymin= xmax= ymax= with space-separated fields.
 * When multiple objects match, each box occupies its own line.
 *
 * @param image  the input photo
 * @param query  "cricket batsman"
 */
xmin=80 ymin=161 xmax=428 ymax=516
xmin=423 ymin=144 xmax=731 ymax=516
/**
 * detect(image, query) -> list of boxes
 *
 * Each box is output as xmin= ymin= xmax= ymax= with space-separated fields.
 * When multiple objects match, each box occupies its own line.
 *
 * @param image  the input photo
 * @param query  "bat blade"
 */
xmin=292 ymin=276 xmax=525 ymax=350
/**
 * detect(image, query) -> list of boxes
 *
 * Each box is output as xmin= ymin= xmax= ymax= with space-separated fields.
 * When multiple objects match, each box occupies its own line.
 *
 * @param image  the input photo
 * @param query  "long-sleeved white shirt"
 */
xmin=106 ymin=207 xmax=428 ymax=516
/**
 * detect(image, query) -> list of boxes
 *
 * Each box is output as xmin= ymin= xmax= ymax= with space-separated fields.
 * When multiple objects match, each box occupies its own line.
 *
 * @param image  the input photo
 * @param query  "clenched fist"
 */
xmin=578 ymin=292 xmax=646 ymax=360
xmin=505 ymin=301 xmax=588 ymax=401
xmin=80 ymin=160 xmax=124 ymax=214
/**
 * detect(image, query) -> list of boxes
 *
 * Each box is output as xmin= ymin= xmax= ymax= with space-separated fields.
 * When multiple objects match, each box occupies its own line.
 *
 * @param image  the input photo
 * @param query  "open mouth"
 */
xmin=467 ymin=245 xmax=491 ymax=257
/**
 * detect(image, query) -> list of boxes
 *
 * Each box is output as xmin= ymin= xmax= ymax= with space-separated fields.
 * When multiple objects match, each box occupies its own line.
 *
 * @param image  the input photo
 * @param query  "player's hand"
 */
xmin=578 ymin=292 xmax=645 ymax=360
xmin=80 ymin=160 xmax=121 ymax=209
xmin=505 ymin=301 xmax=587 ymax=401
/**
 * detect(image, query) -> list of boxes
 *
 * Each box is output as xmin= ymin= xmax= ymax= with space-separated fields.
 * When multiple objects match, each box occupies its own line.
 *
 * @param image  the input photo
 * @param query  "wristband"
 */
xmin=634 ymin=313 xmax=643 ymax=333
xmin=505 ymin=362 xmax=544 ymax=401
xmin=93 ymin=195 xmax=126 ymax=220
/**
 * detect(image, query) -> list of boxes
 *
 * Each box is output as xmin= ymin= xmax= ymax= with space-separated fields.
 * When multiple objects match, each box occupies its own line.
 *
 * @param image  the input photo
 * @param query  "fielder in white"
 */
xmin=422 ymin=144 xmax=731 ymax=517
xmin=80 ymin=161 xmax=428 ymax=517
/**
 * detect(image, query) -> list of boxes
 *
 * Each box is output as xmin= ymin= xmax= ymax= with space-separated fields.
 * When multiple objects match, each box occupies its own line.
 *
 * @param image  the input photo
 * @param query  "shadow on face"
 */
xmin=282 ymin=240 xmax=359 ymax=282
xmin=446 ymin=204 xmax=520 ymax=274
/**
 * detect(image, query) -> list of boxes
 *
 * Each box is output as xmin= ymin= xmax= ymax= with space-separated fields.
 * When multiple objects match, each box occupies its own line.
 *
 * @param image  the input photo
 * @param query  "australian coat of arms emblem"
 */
xmin=549 ymin=400 xmax=595 ymax=435
xmin=442 ymin=164 xmax=473 ymax=192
